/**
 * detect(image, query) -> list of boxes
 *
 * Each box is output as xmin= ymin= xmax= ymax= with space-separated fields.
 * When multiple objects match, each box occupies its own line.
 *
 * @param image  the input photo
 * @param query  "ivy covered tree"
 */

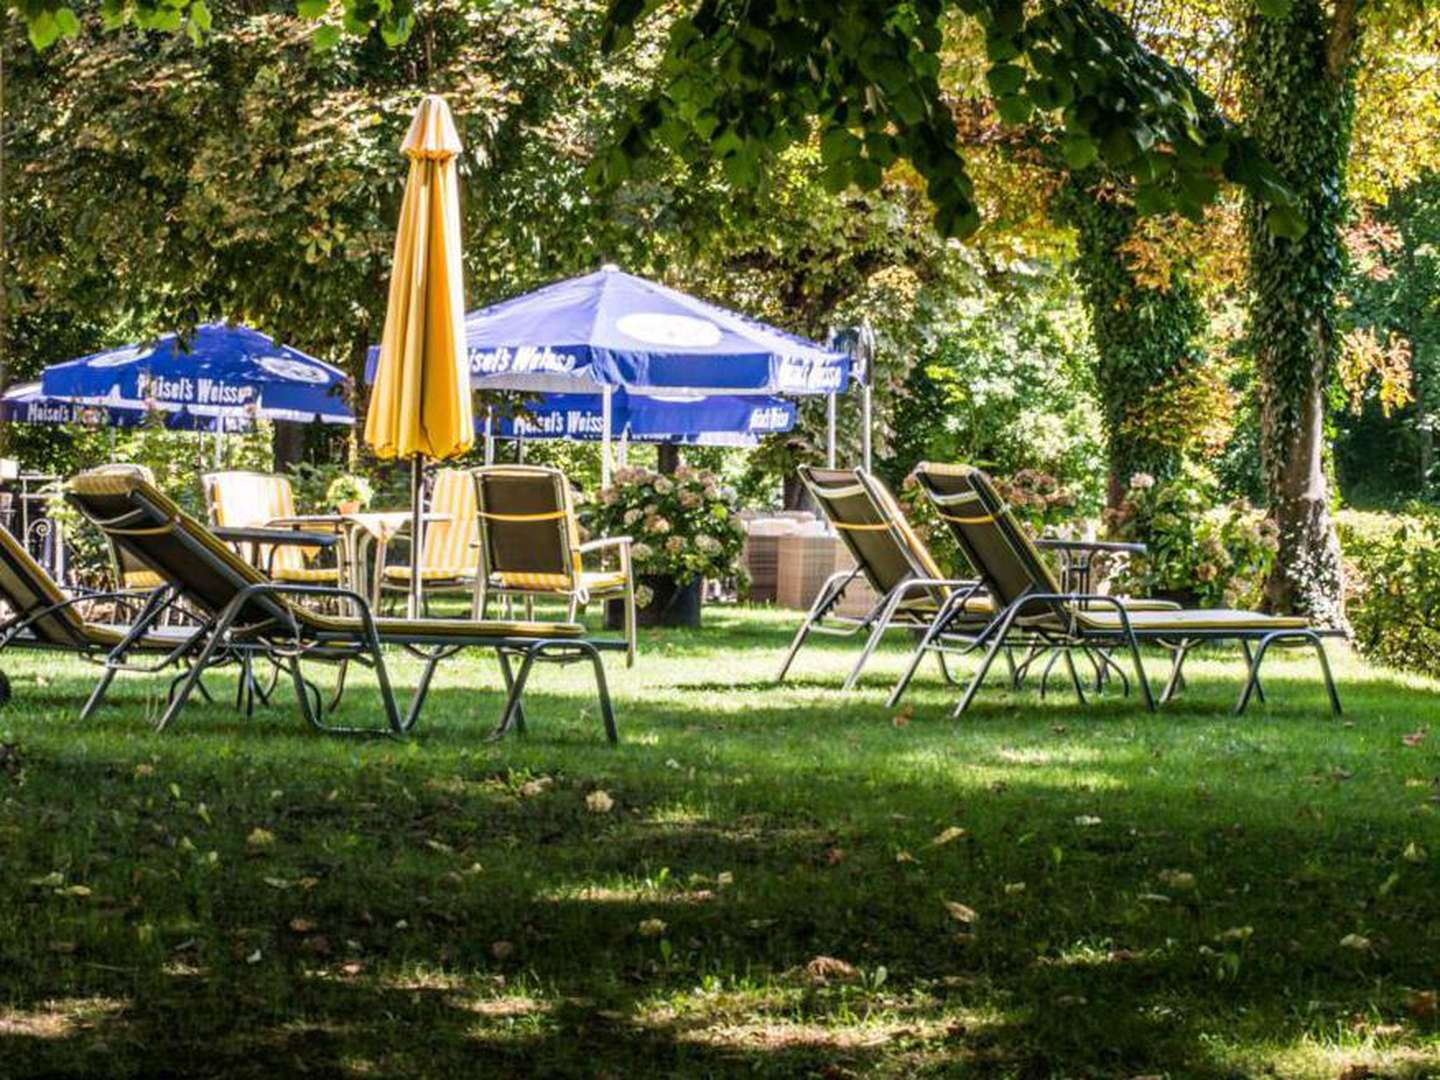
xmin=1238 ymin=0 xmax=1362 ymax=626
xmin=1053 ymin=175 xmax=1216 ymax=506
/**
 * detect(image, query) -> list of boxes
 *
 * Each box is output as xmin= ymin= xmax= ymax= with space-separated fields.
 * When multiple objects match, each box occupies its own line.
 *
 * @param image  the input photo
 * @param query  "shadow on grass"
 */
xmin=1 ymin=647 xmax=1435 ymax=1078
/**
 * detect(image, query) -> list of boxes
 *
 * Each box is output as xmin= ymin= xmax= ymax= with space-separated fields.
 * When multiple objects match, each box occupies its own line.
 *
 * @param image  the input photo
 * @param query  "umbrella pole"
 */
xmin=408 ymin=454 xmax=423 ymax=619
xmin=826 ymin=392 xmax=837 ymax=468
xmin=484 ymin=406 xmax=494 ymax=465
xmin=862 ymin=383 xmax=872 ymax=473
xmin=601 ymin=385 xmax=613 ymax=489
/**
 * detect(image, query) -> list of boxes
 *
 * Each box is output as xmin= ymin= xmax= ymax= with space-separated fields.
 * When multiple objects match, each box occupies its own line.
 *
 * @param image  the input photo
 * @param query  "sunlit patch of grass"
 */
xmin=0 ymin=997 xmax=126 ymax=1039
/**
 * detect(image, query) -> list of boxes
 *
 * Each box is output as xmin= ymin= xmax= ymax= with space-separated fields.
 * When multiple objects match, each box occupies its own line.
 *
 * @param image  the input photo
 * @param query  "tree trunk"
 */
xmin=1241 ymin=0 xmax=1358 ymax=628
xmin=1056 ymin=177 xmax=1207 ymax=511
xmin=656 ymin=444 xmax=680 ymax=475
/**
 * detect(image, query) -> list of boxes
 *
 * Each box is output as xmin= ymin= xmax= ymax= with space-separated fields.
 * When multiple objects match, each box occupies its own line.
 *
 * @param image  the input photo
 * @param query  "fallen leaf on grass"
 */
xmin=824 ymin=847 xmax=846 ymax=866
xmin=1339 ymin=934 xmax=1372 ymax=952
xmin=637 ymin=918 xmax=668 ymax=938
xmin=1402 ymin=731 xmax=1427 ymax=748
xmin=1403 ymin=842 xmax=1428 ymax=864
xmin=930 ymin=826 xmax=966 ymax=846
xmin=28 ymin=871 xmax=64 ymax=888
xmin=246 ymin=949 xmax=262 ymax=965
xmin=585 ymin=790 xmax=614 ymax=814
xmin=1158 ymin=869 xmax=1197 ymax=892
xmin=805 ymin=956 xmax=859 ymax=984
xmin=943 ymin=900 xmax=979 ymax=925
xmin=892 ymin=706 xmax=913 ymax=729
xmin=246 ymin=828 xmax=275 ymax=850
xmin=1004 ymin=882 xmax=1026 ymax=895
xmin=1074 ymin=815 xmax=1102 ymax=827
xmin=288 ymin=918 xmax=316 ymax=933
xmin=490 ymin=941 xmax=514 ymax=960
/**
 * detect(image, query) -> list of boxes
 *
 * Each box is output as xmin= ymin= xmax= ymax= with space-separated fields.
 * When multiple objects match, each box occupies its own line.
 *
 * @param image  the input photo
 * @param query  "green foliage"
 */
xmin=1344 ymin=510 xmax=1440 ymax=678
xmin=1108 ymin=465 xmax=1279 ymax=609
xmin=881 ymin=267 xmax=1105 ymax=516
xmin=599 ymin=0 xmax=1302 ymax=239
xmin=323 ymin=473 xmax=374 ymax=510
xmin=1335 ymin=173 xmax=1440 ymax=503
xmin=591 ymin=464 xmax=746 ymax=590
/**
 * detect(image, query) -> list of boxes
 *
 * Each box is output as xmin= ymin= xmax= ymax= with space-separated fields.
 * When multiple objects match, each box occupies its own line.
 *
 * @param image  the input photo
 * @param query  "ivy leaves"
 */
xmin=599 ymin=0 xmax=1306 ymax=239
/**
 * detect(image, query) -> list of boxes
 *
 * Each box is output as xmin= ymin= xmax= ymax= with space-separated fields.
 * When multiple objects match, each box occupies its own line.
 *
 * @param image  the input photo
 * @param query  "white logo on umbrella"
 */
xmin=87 ymin=343 xmax=153 ymax=368
xmin=615 ymin=313 xmax=722 ymax=349
xmin=257 ymin=355 xmax=329 ymax=384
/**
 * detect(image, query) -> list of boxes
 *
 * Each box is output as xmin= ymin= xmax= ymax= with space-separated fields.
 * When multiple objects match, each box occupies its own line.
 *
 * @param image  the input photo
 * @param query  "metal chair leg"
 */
xmin=496 ymin=649 xmax=528 ymax=735
xmin=78 ymin=667 xmax=118 ymax=721
xmin=1240 ymin=640 xmax=1266 ymax=703
xmin=491 ymin=648 xmax=539 ymax=740
xmin=1062 ymin=649 xmax=1087 ymax=705
xmin=403 ymin=654 xmax=443 ymax=733
xmin=1312 ymin=634 xmax=1343 ymax=716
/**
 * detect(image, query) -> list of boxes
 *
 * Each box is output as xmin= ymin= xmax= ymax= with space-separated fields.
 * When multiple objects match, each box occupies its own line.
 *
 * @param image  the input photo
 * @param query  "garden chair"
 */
xmin=379 ymin=467 xmax=478 ymax=608
xmin=0 ymin=513 xmax=205 ymax=715
xmin=893 ymin=462 xmax=1343 ymax=717
xmin=471 ymin=465 xmax=636 ymax=668
xmin=67 ymin=467 xmax=624 ymax=740
xmin=202 ymin=470 xmax=339 ymax=584
xmin=776 ymin=466 xmax=989 ymax=690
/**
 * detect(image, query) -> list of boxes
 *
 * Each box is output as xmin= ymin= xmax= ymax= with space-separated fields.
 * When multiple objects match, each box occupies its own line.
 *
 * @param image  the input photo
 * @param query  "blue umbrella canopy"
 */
xmin=0 ymin=382 xmax=254 ymax=432
xmin=40 ymin=323 xmax=353 ymax=425
xmin=367 ymin=266 xmax=849 ymax=396
xmin=495 ymin=391 xmax=796 ymax=444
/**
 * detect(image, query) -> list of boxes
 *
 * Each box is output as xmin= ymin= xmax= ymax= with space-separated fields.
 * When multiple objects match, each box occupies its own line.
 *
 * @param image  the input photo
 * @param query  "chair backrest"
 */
xmin=68 ymin=467 xmax=290 ymax=631
xmin=471 ymin=466 xmax=581 ymax=590
xmin=202 ymin=470 xmax=308 ymax=572
xmin=97 ymin=462 xmax=163 ymax=589
xmin=798 ymin=465 xmax=950 ymax=606
xmin=911 ymin=463 xmax=1064 ymax=616
xmin=420 ymin=467 xmax=479 ymax=575
xmin=0 ymin=521 xmax=91 ymax=646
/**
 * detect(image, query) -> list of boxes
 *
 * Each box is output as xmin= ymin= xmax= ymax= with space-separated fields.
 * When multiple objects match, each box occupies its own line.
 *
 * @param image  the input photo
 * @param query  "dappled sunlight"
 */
xmin=0 ymin=998 xmax=127 ymax=1041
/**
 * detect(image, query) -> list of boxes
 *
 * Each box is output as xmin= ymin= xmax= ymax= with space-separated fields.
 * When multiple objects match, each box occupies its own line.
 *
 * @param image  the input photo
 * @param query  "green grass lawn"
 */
xmin=1 ymin=604 xmax=1438 ymax=1078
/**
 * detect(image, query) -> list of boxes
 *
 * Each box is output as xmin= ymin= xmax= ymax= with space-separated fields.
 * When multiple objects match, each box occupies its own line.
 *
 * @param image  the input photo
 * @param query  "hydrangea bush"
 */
xmin=1107 ymin=465 xmax=1278 ymax=610
xmin=592 ymin=465 xmax=746 ymax=603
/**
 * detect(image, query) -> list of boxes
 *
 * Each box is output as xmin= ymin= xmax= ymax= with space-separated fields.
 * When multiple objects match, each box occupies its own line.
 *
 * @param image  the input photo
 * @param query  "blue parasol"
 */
xmin=40 ymin=323 xmax=353 ymax=426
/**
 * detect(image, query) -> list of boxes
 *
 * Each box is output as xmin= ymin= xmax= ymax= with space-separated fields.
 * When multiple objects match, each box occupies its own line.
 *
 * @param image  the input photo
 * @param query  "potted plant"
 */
xmin=590 ymin=464 xmax=746 ymax=628
xmin=326 ymin=474 xmax=374 ymax=516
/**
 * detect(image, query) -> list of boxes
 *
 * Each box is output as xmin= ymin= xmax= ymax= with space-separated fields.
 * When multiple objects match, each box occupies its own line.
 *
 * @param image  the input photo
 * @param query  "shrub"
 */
xmin=1107 ymin=464 xmax=1278 ymax=609
xmin=591 ymin=465 xmax=747 ymax=602
xmin=1343 ymin=511 xmax=1440 ymax=678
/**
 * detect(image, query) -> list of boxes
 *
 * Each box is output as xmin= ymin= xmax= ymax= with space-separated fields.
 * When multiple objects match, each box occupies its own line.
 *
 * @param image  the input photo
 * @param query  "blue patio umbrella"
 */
xmin=366 ymin=266 xmax=843 ymax=480
xmin=0 ymin=382 xmax=255 ymax=432
xmin=369 ymin=266 xmax=848 ymax=395
xmin=496 ymin=391 xmax=796 ymax=444
xmin=41 ymin=323 xmax=354 ymax=426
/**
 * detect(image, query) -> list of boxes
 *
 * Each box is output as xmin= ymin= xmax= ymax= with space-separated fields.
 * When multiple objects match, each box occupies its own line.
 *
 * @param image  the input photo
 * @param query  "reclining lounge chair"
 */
xmin=776 ymin=466 xmax=986 ymax=689
xmin=0 ymin=520 xmax=202 ymax=714
xmin=895 ymin=462 xmax=1343 ymax=717
xmin=67 ymin=468 xmax=625 ymax=740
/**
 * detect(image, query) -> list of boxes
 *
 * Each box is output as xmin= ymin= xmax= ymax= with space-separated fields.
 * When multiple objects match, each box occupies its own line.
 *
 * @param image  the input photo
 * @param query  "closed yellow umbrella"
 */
xmin=365 ymin=95 xmax=473 ymax=617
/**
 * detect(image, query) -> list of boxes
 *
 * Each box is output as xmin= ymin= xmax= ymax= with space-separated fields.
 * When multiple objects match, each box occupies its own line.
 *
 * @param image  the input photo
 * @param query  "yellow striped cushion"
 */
xmin=273 ymin=565 xmax=341 ymax=583
xmin=383 ymin=565 xmax=475 ymax=583
xmin=123 ymin=569 xmax=166 ymax=590
xmin=496 ymin=571 xmax=573 ymax=591
xmin=419 ymin=468 xmax=479 ymax=576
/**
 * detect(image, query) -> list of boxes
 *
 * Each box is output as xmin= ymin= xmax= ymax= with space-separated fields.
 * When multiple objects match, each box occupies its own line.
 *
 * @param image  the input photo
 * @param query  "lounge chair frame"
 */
xmin=775 ymin=466 xmax=983 ymax=690
xmin=893 ymin=463 xmax=1343 ymax=717
xmin=68 ymin=474 xmax=623 ymax=740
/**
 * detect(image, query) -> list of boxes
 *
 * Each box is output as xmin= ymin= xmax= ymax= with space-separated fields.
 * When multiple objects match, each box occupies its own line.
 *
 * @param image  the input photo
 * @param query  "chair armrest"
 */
xmin=578 ymin=535 xmax=631 ymax=574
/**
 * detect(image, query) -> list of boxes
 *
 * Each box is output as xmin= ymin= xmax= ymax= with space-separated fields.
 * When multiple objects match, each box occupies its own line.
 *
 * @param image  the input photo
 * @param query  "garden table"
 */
xmin=265 ymin=511 xmax=451 ymax=607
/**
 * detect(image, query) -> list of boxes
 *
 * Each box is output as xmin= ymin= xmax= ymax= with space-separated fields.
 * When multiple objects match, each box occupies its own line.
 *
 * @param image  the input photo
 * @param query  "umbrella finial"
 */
xmin=600 ymin=262 xmax=620 ymax=272
xmin=402 ymin=94 xmax=463 ymax=160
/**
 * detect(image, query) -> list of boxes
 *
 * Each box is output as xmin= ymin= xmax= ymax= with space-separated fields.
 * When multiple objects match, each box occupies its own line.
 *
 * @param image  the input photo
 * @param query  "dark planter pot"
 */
xmin=607 ymin=575 xmax=702 ymax=629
